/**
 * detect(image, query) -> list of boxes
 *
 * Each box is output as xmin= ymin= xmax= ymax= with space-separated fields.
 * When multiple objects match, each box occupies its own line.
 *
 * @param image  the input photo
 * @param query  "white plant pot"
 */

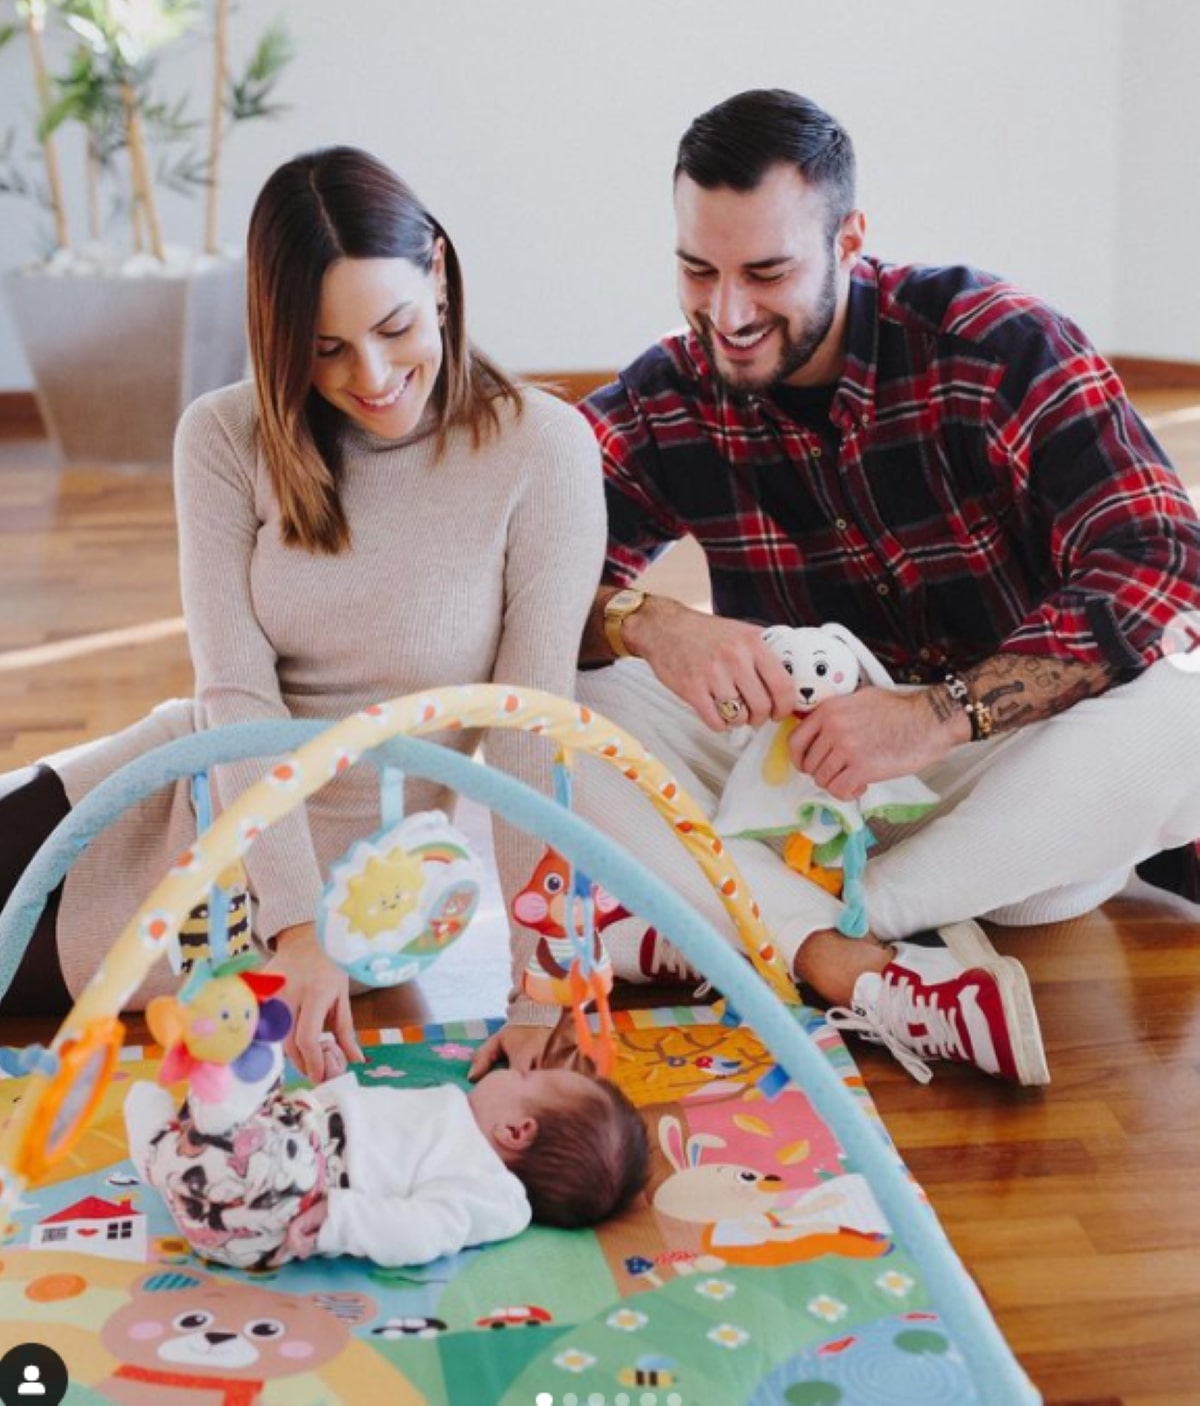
xmin=5 ymin=257 xmax=248 ymax=465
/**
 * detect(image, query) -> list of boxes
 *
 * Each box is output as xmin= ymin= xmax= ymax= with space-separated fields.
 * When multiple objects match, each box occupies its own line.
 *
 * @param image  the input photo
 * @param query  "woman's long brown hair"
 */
xmin=247 ymin=146 xmax=522 ymax=553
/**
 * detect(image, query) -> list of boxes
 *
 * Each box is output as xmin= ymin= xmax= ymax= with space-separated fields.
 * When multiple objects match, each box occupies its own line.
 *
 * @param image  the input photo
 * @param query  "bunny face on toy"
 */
xmin=762 ymin=623 xmax=895 ymax=714
xmin=715 ymin=621 xmax=937 ymax=939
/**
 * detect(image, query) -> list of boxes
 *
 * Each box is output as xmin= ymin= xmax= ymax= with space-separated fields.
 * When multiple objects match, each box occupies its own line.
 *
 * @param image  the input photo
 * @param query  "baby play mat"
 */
xmin=1 ymin=1008 xmax=1023 ymax=1406
xmin=0 ymin=686 xmax=1039 ymax=1404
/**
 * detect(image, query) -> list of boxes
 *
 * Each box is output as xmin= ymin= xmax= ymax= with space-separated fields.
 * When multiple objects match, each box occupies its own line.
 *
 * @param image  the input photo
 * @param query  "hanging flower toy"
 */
xmin=144 ymin=957 xmax=292 ymax=1104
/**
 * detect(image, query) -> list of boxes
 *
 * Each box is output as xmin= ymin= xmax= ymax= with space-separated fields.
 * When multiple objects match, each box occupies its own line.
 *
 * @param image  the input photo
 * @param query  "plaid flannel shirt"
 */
xmin=583 ymin=257 xmax=1200 ymax=685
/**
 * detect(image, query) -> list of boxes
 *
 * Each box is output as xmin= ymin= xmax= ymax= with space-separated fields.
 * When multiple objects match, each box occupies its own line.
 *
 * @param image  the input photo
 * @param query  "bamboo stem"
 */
xmin=204 ymin=0 xmax=229 ymax=254
xmin=122 ymin=82 xmax=164 ymax=261
xmin=132 ymin=191 xmax=145 ymax=253
xmin=25 ymin=3 xmax=70 ymax=251
xmin=86 ymin=144 xmax=101 ymax=243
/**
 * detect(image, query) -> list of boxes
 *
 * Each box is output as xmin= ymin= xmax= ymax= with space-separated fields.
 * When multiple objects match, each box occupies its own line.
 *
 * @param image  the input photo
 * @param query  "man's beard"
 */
xmin=699 ymin=253 xmax=839 ymax=399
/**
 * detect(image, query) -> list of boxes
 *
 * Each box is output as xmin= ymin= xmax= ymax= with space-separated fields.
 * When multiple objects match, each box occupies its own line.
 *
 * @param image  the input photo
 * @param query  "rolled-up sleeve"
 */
xmin=986 ymin=322 xmax=1200 ymax=671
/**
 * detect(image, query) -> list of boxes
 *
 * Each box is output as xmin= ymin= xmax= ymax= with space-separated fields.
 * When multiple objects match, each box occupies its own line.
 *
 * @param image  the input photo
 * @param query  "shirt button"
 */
xmin=876 ymin=583 xmax=890 ymax=596
xmin=810 ymin=446 xmax=822 ymax=458
xmin=918 ymin=647 xmax=931 ymax=660
xmin=834 ymin=517 xmax=848 ymax=532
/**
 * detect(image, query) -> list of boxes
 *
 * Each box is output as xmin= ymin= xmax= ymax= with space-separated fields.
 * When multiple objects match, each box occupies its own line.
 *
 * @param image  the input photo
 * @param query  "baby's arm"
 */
xmin=123 ymin=1081 xmax=178 ymax=1180
xmin=317 ymin=1175 xmax=530 ymax=1267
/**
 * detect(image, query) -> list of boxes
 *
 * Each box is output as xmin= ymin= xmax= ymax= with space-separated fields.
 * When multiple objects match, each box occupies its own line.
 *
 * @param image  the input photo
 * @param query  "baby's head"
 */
xmin=468 ymin=1067 xmax=650 ymax=1229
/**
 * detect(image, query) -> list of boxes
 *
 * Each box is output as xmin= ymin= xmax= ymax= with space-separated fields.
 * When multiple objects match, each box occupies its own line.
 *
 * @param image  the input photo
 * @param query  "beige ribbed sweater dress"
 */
xmin=47 ymin=380 xmax=606 ymax=1024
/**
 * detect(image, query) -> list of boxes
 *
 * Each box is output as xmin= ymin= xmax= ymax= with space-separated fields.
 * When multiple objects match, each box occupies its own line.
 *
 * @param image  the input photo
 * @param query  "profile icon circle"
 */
xmin=0 ymin=1344 xmax=68 ymax=1406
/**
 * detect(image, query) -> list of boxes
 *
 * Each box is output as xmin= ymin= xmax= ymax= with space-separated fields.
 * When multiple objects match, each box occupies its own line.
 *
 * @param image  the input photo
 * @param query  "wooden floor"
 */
xmin=1 ymin=388 xmax=1199 ymax=1406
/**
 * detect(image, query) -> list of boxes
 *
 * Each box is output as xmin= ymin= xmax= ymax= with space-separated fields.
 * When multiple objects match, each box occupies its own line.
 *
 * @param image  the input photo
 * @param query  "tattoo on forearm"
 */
xmin=925 ymin=684 xmax=959 ymax=725
xmin=963 ymin=653 xmax=1114 ymax=733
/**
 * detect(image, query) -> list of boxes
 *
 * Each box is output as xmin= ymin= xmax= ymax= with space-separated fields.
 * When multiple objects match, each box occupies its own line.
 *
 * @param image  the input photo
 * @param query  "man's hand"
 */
xmin=264 ymin=921 xmax=364 ymax=1083
xmin=624 ymin=597 xmax=796 ymax=730
xmin=787 ymin=687 xmax=968 ymax=800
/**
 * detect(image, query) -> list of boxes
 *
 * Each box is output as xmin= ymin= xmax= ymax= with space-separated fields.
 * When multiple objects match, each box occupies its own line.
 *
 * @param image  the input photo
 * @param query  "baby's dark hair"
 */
xmin=509 ymin=1077 xmax=650 ymax=1229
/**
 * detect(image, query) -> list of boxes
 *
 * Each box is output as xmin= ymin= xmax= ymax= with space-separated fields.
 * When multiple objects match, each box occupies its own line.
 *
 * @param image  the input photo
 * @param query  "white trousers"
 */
xmin=575 ymin=658 xmax=1200 ymax=969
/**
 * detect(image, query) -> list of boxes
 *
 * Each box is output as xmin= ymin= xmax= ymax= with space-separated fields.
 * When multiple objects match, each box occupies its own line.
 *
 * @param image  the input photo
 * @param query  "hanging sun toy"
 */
xmin=318 ymin=782 xmax=483 ymax=988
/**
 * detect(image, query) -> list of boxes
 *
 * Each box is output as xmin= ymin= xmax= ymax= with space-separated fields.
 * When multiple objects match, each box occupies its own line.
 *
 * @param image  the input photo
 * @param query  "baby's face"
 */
xmin=468 ymin=1067 xmax=595 ymax=1155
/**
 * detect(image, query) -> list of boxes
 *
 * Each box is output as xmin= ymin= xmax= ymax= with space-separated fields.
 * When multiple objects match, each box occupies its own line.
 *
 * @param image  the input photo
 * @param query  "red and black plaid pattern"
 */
xmin=583 ymin=258 xmax=1200 ymax=683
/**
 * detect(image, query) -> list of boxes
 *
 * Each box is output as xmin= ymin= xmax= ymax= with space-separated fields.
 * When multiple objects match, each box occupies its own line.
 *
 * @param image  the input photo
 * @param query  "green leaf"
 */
xmin=61 ymin=13 xmax=109 ymax=52
xmin=0 ymin=127 xmax=52 ymax=211
xmin=226 ymin=16 xmax=293 ymax=123
xmin=155 ymin=145 xmax=210 ymax=196
xmin=37 ymin=91 xmax=80 ymax=139
xmin=246 ymin=18 xmax=294 ymax=83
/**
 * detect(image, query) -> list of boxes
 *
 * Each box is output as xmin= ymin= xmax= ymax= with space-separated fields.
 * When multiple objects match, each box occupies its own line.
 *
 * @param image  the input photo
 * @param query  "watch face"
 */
xmin=604 ymin=589 xmax=646 ymax=659
xmin=609 ymin=589 xmax=644 ymax=616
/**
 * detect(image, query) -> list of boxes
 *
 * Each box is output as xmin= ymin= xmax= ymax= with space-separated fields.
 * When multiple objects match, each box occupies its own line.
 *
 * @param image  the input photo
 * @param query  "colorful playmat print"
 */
xmin=0 ymin=1007 xmax=1010 ymax=1406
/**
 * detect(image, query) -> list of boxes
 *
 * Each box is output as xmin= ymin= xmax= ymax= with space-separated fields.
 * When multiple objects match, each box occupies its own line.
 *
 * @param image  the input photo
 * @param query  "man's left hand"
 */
xmin=787 ymin=687 xmax=968 ymax=799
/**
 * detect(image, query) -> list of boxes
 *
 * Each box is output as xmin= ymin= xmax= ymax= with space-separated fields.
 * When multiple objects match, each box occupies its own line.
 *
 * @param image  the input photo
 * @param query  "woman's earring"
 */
xmin=437 ymin=294 xmax=448 ymax=328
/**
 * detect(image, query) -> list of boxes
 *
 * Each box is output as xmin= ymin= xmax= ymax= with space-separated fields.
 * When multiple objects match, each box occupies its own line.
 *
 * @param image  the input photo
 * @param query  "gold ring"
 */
xmin=715 ymin=696 xmax=744 ymax=724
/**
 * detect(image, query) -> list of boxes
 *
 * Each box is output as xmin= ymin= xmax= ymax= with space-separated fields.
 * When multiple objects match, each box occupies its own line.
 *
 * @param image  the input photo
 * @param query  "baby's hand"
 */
xmin=281 ymin=1200 xmax=330 ymax=1261
xmin=317 ymin=1032 xmax=349 ymax=1081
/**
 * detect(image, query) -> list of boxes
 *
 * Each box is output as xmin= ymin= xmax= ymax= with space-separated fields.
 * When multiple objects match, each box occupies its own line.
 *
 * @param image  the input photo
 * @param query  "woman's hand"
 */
xmin=468 ymin=1022 xmax=559 ymax=1080
xmin=264 ymin=921 xmax=364 ymax=1082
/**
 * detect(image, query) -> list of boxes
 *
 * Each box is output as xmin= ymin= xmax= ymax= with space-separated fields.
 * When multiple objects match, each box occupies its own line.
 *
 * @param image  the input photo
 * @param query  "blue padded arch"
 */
xmin=0 ymin=721 xmax=1037 ymax=1406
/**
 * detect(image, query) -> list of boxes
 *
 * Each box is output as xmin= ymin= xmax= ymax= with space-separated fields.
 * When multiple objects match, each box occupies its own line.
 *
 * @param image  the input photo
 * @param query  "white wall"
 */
xmin=0 ymin=0 xmax=1179 ymax=391
xmin=1115 ymin=0 xmax=1200 ymax=361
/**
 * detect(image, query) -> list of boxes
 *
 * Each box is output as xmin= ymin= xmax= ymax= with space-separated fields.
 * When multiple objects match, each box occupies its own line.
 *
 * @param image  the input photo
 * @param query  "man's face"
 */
xmin=674 ymin=163 xmax=859 ymax=394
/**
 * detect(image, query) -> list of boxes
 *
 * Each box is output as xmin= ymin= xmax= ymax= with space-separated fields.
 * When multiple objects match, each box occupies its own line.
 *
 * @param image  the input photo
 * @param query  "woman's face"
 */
xmin=311 ymin=251 xmax=445 ymax=438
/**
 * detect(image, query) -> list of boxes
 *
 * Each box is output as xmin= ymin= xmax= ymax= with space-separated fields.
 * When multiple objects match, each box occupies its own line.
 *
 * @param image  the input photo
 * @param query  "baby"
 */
xmin=125 ymin=1044 xmax=649 ymax=1273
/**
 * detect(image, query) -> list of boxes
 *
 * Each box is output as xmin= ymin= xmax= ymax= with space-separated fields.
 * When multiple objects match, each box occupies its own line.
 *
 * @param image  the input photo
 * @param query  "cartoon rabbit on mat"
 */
xmin=651 ymin=1114 xmax=892 ymax=1269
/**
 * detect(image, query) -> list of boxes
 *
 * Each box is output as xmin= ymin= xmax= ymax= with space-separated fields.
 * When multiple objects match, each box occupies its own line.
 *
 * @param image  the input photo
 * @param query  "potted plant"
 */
xmin=1 ymin=0 xmax=292 ymax=464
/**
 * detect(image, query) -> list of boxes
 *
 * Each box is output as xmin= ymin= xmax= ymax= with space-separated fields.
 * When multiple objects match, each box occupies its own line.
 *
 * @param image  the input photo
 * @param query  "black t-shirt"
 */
xmin=770 ymin=382 xmax=840 ymax=463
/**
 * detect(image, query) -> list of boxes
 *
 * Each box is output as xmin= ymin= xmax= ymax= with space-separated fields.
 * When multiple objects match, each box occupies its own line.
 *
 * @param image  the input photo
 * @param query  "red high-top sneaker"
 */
xmin=826 ymin=922 xmax=1049 ymax=1086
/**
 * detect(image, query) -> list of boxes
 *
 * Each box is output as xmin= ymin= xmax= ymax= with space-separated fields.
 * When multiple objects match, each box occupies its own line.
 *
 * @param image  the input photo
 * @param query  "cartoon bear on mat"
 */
xmin=96 ymin=1269 xmax=375 ymax=1405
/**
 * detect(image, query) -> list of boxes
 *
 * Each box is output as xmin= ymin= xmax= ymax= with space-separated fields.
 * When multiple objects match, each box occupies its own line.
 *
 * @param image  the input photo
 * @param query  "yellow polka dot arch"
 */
xmin=0 ymin=685 xmax=796 ymax=1224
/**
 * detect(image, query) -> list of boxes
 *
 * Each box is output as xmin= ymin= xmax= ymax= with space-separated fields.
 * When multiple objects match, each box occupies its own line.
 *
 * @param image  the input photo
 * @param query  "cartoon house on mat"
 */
xmin=30 ymin=1195 xmax=147 ymax=1262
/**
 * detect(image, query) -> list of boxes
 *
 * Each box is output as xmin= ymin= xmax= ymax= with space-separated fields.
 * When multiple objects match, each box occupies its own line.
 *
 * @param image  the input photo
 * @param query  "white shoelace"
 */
xmin=644 ymin=935 xmax=713 ymax=999
xmin=826 ymin=978 xmax=969 ymax=1085
xmin=644 ymin=934 xmax=698 ymax=981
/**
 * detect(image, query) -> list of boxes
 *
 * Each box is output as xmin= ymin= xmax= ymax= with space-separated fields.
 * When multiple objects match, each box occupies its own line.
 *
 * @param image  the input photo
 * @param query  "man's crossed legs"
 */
xmin=575 ymin=658 xmax=1200 ymax=1085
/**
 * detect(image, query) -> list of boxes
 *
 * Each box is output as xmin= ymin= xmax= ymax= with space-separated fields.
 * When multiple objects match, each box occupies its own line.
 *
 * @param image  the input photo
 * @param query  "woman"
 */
xmin=0 ymin=148 xmax=605 ymax=1079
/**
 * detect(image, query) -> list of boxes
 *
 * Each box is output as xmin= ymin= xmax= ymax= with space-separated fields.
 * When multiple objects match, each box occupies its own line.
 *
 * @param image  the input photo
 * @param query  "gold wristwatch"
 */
xmin=603 ymin=588 xmax=648 ymax=659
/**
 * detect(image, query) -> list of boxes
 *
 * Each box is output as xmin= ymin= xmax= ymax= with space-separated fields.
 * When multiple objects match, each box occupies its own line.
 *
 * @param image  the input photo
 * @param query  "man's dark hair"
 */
xmin=676 ymin=89 xmax=856 ymax=236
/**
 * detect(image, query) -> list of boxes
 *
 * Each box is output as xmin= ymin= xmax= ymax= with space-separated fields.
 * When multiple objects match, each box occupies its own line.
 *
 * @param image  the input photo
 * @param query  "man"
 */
xmin=574 ymin=89 xmax=1200 ymax=1085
